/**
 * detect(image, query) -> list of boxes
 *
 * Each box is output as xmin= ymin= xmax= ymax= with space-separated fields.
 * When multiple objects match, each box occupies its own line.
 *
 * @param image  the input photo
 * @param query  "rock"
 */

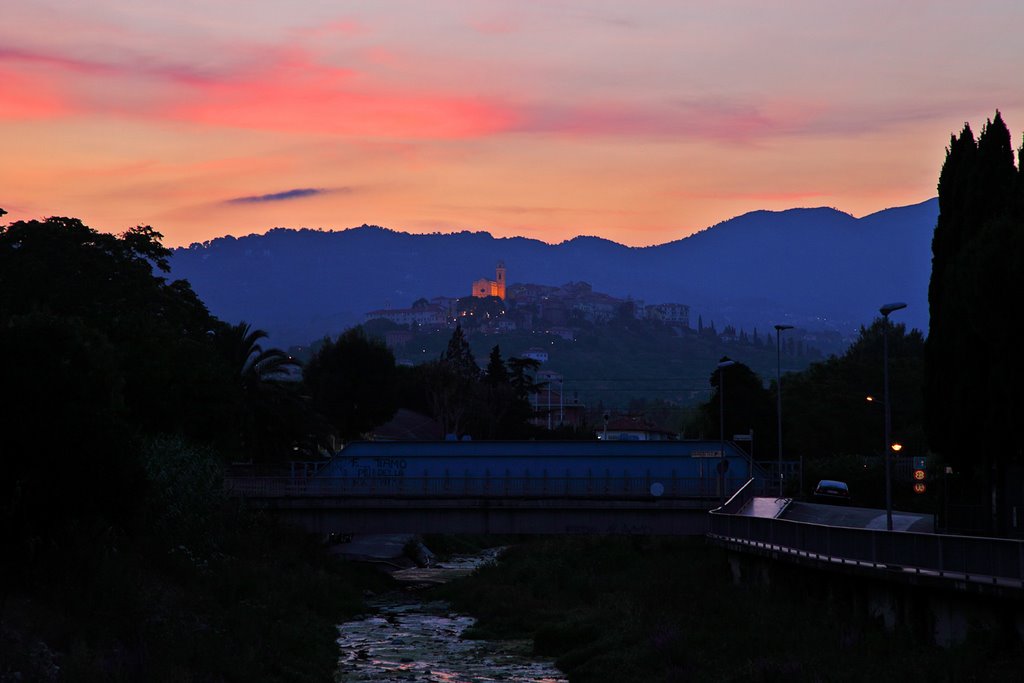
xmin=405 ymin=538 xmax=436 ymax=568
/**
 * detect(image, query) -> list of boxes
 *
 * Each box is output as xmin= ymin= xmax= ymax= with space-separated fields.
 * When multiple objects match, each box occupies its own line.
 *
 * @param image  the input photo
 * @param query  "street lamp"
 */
xmin=718 ymin=358 xmax=736 ymax=505
xmin=774 ymin=324 xmax=794 ymax=495
xmin=880 ymin=301 xmax=906 ymax=531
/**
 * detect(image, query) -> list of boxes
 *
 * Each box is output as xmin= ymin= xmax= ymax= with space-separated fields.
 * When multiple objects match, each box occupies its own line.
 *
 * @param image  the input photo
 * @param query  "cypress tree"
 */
xmin=925 ymin=112 xmax=1023 ymax=534
xmin=443 ymin=324 xmax=479 ymax=379
xmin=484 ymin=345 xmax=510 ymax=386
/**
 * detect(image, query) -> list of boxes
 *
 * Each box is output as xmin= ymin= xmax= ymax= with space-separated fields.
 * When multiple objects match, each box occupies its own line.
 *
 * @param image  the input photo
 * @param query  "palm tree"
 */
xmin=216 ymin=322 xmax=291 ymax=380
xmin=214 ymin=322 xmax=320 ymax=462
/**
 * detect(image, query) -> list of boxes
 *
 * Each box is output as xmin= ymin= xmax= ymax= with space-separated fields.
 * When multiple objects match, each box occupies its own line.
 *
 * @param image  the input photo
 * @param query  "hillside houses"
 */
xmin=364 ymin=303 xmax=446 ymax=329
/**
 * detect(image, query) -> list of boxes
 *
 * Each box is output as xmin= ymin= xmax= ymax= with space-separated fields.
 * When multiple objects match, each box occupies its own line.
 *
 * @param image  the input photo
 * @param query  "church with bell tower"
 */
xmin=472 ymin=261 xmax=506 ymax=300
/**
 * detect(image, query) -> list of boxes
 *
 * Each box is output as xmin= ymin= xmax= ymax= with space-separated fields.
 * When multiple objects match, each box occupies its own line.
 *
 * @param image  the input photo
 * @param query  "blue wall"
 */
xmin=317 ymin=440 xmax=765 ymax=483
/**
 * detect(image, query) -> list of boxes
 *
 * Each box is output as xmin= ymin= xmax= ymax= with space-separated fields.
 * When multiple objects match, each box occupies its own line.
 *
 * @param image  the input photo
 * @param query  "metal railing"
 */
xmin=715 ymin=478 xmax=756 ymax=515
xmin=225 ymin=475 xmax=747 ymax=500
xmin=709 ymin=510 xmax=1024 ymax=589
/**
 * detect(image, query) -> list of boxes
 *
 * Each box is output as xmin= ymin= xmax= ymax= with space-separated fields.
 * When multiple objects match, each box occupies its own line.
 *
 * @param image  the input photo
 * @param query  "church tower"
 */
xmin=495 ymin=261 xmax=506 ymax=300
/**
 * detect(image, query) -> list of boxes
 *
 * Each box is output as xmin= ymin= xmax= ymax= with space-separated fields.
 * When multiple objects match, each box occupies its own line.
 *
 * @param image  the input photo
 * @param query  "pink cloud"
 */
xmin=0 ymin=46 xmax=113 ymax=76
xmin=169 ymin=52 xmax=519 ymax=138
xmin=0 ymin=44 xmax=239 ymax=88
xmin=1 ymin=40 xmax=517 ymax=138
xmin=0 ymin=30 xmax=835 ymax=145
xmin=0 ymin=66 xmax=68 ymax=119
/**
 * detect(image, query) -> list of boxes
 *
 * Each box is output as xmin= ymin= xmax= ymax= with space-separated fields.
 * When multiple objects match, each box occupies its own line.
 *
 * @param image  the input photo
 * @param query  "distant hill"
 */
xmin=169 ymin=198 xmax=937 ymax=346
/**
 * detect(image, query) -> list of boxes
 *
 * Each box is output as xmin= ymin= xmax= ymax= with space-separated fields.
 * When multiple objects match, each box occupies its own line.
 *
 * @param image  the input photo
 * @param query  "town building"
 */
xmin=598 ymin=415 xmax=679 ymax=441
xmin=645 ymin=303 xmax=690 ymax=327
xmin=530 ymin=370 xmax=586 ymax=429
xmin=521 ymin=347 xmax=549 ymax=364
xmin=365 ymin=305 xmax=446 ymax=328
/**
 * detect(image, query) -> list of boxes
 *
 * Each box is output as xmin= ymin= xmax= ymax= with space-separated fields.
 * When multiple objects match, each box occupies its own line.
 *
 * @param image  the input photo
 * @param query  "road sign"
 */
xmin=913 ymin=482 xmax=926 ymax=494
xmin=913 ymin=469 xmax=926 ymax=481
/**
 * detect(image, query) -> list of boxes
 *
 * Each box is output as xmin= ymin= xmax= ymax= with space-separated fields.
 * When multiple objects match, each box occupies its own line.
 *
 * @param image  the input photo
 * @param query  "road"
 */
xmin=780 ymin=501 xmax=934 ymax=533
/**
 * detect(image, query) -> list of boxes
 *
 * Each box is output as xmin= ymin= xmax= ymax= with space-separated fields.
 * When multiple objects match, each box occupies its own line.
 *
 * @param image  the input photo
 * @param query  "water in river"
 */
xmin=336 ymin=550 xmax=566 ymax=683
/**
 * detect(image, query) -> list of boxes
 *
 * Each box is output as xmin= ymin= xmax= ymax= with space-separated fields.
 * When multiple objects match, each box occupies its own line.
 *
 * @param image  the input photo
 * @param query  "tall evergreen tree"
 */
xmin=443 ymin=324 xmax=479 ymax=379
xmin=424 ymin=325 xmax=481 ymax=438
xmin=484 ymin=345 xmax=510 ymax=386
xmin=925 ymin=111 xmax=1024 ymax=533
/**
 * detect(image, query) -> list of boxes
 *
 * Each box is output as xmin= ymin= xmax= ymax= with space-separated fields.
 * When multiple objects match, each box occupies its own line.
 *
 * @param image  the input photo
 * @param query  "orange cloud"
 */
xmin=665 ymin=189 xmax=829 ymax=202
xmin=516 ymin=99 xmax=789 ymax=143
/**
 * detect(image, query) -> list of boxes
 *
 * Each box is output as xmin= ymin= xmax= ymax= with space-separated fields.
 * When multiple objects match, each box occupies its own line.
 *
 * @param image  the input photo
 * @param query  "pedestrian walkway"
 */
xmin=738 ymin=496 xmax=791 ymax=518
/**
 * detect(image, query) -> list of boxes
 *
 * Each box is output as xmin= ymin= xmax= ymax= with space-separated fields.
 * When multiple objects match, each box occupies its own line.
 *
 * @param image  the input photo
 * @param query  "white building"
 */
xmin=645 ymin=303 xmax=690 ymax=327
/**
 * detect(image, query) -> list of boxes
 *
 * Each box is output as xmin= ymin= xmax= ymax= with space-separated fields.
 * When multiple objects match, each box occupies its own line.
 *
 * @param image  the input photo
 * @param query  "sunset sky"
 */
xmin=3 ymin=1 xmax=1022 ymax=247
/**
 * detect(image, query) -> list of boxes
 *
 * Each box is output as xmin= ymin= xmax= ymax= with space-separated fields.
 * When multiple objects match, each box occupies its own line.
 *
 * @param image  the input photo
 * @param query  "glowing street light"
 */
xmin=880 ymin=301 xmax=906 ymax=532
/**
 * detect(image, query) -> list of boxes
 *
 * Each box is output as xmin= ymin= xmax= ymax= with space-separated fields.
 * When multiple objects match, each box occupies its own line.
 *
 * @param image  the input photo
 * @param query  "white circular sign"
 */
xmin=650 ymin=482 xmax=665 ymax=497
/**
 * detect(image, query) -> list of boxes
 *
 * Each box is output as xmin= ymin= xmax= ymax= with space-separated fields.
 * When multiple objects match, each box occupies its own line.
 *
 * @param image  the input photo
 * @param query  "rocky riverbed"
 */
xmin=336 ymin=548 xmax=566 ymax=683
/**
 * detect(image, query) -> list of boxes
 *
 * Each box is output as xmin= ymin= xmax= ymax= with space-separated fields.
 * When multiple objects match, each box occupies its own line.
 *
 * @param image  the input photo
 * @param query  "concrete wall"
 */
xmin=725 ymin=549 xmax=1024 ymax=648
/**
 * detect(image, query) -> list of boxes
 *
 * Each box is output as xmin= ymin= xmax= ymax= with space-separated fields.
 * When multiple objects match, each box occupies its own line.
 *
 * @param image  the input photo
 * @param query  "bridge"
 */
xmin=228 ymin=439 xmax=1024 ymax=644
xmin=708 ymin=480 xmax=1024 ymax=646
xmin=709 ymin=479 xmax=1024 ymax=596
xmin=226 ymin=439 xmax=768 ymax=536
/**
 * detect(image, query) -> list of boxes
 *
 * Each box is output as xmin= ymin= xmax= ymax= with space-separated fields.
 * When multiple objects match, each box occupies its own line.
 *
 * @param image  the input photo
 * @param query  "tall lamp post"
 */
xmin=880 ymin=302 xmax=906 ymax=531
xmin=774 ymin=324 xmax=794 ymax=496
xmin=718 ymin=358 xmax=736 ymax=505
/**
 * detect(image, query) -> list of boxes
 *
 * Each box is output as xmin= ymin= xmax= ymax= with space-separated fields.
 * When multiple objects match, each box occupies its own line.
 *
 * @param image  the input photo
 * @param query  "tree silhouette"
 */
xmin=694 ymin=359 xmax=774 ymax=454
xmin=214 ymin=321 xmax=315 ymax=461
xmin=782 ymin=320 xmax=924 ymax=462
xmin=484 ymin=345 xmax=510 ymax=386
xmin=0 ymin=215 xmax=233 ymax=441
xmin=421 ymin=325 xmax=479 ymax=438
xmin=926 ymin=111 xmax=1024 ymax=533
xmin=1 ymin=313 xmax=145 ymax=558
xmin=303 ymin=326 xmax=398 ymax=442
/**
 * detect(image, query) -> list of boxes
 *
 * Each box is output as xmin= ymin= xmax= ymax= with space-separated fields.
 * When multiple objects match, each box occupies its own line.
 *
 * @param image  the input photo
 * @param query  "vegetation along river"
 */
xmin=336 ymin=548 xmax=567 ymax=682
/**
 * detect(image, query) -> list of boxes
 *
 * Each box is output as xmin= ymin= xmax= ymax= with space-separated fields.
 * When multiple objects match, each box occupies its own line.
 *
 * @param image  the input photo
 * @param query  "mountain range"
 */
xmin=169 ymin=198 xmax=938 ymax=347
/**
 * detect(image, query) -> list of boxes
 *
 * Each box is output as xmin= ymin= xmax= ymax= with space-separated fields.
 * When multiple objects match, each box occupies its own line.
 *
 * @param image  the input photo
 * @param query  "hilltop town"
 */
xmin=365 ymin=260 xmax=691 ymax=341
xmin=364 ymin=261 xmax=839 ymax=359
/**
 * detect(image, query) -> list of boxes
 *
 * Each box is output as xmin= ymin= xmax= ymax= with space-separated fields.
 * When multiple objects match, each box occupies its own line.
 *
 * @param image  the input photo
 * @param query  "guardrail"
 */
xmin=225 ymin=475 xmax=749 ymax=500
xmin=709 ymin=510 xmax=1024 ymax=589
xmin=715 ymin=478 xmax=756 ymax=514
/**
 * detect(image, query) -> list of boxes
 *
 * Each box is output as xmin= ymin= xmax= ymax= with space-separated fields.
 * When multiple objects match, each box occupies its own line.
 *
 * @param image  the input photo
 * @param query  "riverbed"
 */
xmin=336 ymin=549 xmax=566 ymax=682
